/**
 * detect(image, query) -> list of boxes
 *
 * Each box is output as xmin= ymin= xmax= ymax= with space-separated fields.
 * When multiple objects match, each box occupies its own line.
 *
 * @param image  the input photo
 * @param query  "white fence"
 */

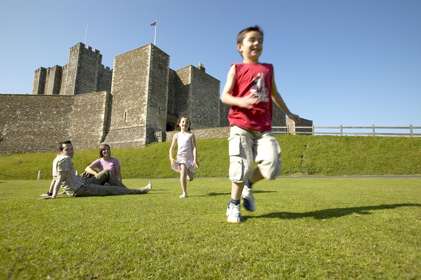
xmin=272 ymin=125 xmax=421 ymax=137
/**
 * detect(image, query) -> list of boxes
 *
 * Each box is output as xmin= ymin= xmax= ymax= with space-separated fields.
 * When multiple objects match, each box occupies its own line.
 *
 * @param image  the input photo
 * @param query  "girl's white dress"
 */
xmin=172 ymin=132 xmax=195 ymax=174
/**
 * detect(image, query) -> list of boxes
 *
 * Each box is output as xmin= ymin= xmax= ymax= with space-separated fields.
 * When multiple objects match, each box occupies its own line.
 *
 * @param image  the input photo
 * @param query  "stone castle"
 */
xmin=0 ymin=42 xmax=311 ymax=153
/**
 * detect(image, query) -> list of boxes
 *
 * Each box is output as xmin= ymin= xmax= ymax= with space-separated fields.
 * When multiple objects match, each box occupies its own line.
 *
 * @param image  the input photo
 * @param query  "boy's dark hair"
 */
xmin=57 ymin=140 xmax=72 ymax=152
xmin=176 ymin=116 xmax=191 ymax=132
xmin=99 ymin=143 xmax=111 ymax=158
xmin=236 ymin=25 xmax=264 ymax=45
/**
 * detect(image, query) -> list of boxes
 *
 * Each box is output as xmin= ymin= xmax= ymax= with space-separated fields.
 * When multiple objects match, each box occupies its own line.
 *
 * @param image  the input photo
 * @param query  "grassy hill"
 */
xmin=0 ymin=135 xmax=420 ymax=180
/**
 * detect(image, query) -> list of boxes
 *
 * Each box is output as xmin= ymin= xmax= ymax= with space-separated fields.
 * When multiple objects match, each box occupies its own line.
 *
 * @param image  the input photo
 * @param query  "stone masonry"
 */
xmin=0 ymin=42 xmax=311 ymax=153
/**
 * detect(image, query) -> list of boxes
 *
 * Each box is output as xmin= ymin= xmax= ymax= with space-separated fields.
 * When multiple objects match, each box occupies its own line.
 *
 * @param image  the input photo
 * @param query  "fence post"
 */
xmin=409 ymin=124 xmax=413 ymax=137
xmin=340 ymin=125 xmax=343 ymax=136
xmin=372 ymin=124 xmax=375 ymax=136
xmin=37 ymin=170 xmax=41 ymax=180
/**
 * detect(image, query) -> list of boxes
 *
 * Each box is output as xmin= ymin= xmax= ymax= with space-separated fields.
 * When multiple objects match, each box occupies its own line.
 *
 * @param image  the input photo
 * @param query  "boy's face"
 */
xmin=62 ymin=143 xmax=74 ymax=158
xmin=237 ymin=31 xmax=263 ymax=62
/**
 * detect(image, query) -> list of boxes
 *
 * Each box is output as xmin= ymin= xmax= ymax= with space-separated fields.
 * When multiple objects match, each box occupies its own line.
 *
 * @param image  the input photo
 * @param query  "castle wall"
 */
xmin=167 ymin=69 xmax=188 ymax=130
xmin=272 ymin=104 xmax=287 ymax=126
xmin=97 ymin=65 xmax=112 ymax=92
xmin=104 ymin=45 xmax=151 ymax=147
xmin=167 ymin=70 xmax=177 ymax=116
xmin=219 ymin=103 xmax=229 ymax=127
xmin=59 ymin=64 xmax=69 ymax=95
xmin=189 ymin=66 xmax=220 ymax=129
xmin=69 ymin=91 xmax=110 ymax=149
xmin=62 ymin=44 xmax=80 ymax=95
xmin=0 ymin=94 xmax=73 ymax=153
xmin=145 ymin=45 xmax=169 ymax=143
xmin=173 ymin=67 xmax=191 ymax=117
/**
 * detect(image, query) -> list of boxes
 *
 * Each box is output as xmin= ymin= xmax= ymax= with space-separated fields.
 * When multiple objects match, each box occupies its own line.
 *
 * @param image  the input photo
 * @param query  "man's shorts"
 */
xmin=228 ymin=126 xmax=281 ymax=183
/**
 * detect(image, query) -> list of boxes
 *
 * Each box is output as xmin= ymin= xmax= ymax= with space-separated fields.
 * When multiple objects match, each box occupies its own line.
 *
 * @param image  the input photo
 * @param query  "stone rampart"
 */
xmin=0 ymin=94 xmax=73 ymax=153
xmin=69 ymin=91 xmax=110 ymax=149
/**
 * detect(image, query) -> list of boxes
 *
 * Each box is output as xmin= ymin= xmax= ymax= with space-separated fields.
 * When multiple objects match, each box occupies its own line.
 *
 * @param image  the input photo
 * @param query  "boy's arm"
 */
xmin=272 ymin=77 xmax=300 ymax=122
xmin=220 ymin=65 xmax=258 ymax=108
xmin=47 ymin=178 xmax=56 ymax=193
xmin=50 ymin=173 xmax=64 ymax=198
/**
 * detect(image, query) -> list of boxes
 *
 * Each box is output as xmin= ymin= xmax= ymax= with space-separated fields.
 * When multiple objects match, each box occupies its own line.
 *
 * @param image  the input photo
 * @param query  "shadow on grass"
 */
xmin=247 ymin=203 xmax=421 ymax=220
xmin=200 ymin=190 xmax=277 ymax=197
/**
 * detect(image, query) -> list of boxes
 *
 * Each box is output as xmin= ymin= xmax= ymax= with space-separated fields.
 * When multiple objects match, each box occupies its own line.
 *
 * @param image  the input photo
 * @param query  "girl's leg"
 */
xmin=179 ymin=164 xmax=188 ymax=198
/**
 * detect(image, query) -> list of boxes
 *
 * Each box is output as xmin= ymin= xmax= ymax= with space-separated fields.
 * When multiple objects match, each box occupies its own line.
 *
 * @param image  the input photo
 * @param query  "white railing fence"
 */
xmin=272 ymin=125 xmax=421 ymax=137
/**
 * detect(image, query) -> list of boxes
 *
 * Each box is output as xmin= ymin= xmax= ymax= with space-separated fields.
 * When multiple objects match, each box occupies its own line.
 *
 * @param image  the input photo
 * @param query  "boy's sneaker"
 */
xmin=242 ymin=181 xmax=256 ymax=212
xmin=226 ymin=202 xmax=242 ymax=223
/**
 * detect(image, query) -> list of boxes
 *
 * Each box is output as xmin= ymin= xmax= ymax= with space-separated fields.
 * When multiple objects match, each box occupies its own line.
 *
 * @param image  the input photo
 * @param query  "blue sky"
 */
xmin=1 ymin=0 xmax=420 ymax=125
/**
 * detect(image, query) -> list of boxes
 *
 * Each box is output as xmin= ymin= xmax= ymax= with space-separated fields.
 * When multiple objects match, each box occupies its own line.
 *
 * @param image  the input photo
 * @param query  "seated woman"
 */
xmin=84 ymin=143 xmax=126 ymax=187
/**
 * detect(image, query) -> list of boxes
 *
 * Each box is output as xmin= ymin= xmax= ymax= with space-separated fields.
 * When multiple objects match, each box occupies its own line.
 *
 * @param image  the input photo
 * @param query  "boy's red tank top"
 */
xmin=228 ymin=63 xmax=273 ymax=132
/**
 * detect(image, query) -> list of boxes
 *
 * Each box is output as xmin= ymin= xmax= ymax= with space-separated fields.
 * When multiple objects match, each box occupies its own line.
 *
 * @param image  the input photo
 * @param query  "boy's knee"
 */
xmin=229 ymin=157 xmax=250 ymax=183
xmin=258 ymin=158 xmax=281 ymax=180
xmin=228 ymin=129 xmax=253 ymax=183
xmin=256 ymin=135 xmax=281 ymax=180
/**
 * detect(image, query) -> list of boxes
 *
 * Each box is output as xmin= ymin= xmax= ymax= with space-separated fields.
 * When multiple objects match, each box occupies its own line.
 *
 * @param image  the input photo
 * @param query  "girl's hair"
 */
xmin=99 ymin=143 xmax=111 ymax=158
xmin=177 ymin=116 xmax=191 ymax=132
xmin=236 ymin=25 xmax=264 ymax=45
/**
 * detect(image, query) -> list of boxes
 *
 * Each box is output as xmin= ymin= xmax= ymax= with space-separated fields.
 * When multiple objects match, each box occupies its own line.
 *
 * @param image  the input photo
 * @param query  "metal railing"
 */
xmin=272 ymin=125 xmax=421 ymax=137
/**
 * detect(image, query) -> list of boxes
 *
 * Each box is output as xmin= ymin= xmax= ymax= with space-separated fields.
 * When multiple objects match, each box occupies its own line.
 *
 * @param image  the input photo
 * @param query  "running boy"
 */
xmin=221 ymin=25 xmax=299 ymax=223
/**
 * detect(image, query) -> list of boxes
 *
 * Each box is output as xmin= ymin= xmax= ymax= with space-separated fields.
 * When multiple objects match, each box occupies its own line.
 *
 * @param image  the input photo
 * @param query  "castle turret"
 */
xmin=32 ymin=67 xmax=47 ymax=95
xmin=44 ymin=65 xmax=62 ymax=95
xmin=62 ymin=42 xmax=103 ymax=95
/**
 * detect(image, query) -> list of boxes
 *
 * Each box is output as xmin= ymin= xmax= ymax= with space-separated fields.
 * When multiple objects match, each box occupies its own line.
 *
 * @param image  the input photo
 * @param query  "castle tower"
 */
xmin=170 ymin=65 xmax=220 ymax=130
xmin=44 ymin=65 xmax=63 ymax=95
xmin=32 ymin=67 xmax=47 ymax=95
xmin=62 ymin=42 xmax=103 ymax=95
xmin=105 ymin=44 xmax=169 ymax=147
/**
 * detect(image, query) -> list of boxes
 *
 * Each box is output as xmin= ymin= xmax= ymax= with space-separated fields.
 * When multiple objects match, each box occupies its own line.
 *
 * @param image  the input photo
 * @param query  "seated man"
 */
xmin=40 ymin=140 xmax=72 ymax=198
xmin=45 ymin=141 xmax=151 ymax=199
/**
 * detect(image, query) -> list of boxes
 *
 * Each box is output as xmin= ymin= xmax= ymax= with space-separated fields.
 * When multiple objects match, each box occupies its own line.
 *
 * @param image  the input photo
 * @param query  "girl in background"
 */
xmin=169 ymin=117 xmax=199 ymax=198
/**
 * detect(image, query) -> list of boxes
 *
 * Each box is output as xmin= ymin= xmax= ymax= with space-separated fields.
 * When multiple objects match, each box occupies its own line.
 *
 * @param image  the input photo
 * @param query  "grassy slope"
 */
xmin=0 ymin=135 xmax=420 ymax=180
xmin=1 ymin=178 xmax=420 ymax=279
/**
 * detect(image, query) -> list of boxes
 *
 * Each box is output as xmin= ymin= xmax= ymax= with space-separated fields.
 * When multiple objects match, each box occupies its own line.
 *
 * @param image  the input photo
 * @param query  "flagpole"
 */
xmin=153 ymin=21 xmax=157 ymax=45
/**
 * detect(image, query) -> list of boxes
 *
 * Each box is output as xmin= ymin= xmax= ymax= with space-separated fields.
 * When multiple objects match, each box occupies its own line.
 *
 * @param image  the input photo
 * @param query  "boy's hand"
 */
xmin=237 ymin=94 xmax=259 ymax=108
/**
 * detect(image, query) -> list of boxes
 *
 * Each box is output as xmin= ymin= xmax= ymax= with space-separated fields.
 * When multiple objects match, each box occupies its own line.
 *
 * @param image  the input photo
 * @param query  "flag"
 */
xmin=150 ymin=21 xmax=157 ymax=26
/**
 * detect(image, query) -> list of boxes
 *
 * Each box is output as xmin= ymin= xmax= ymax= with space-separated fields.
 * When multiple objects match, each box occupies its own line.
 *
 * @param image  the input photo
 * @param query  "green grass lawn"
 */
xmin=1 ymin=135 xmax=421 ymax=180
xmin=1 ymin=177 xmax=421 ymax=279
